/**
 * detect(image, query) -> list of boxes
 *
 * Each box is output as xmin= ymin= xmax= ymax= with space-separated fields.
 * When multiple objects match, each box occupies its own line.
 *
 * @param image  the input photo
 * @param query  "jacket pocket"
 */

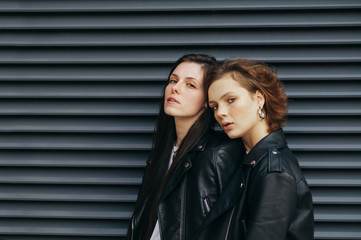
xmin=202 ymin=196 xmax=211 ymax=215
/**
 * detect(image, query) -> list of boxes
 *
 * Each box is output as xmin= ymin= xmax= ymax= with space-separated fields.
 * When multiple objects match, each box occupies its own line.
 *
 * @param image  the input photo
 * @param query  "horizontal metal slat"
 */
xmin=0 ymin=82 xmax=163 ymax=98
xmin=0 ymin=167 xmax=143 ymax=185
xmin=289 ymin=139 xmax=361 ymax=152
xmin=0 ymin=116 xmax=156 ymax=133
xmin=304 ymin=169 xmax=361 ymax=187
xmin=0 ymin=81 xmax=358 ymax=99
xmin=0 ymin=185 xmax=139 ymax=202
xmin=0 ymin=219 xmax=125 ymax=236
xmin=0 ymin=210 xmax=130 ymax=220
xmin=0 ymin=202 xmax=133 ymax=219
xmin=315 ymin=222 xmax=361 ymax=239
xmin=0 ymin=150 xmax=148 ymax=167
xmin=1 ymin=28 xmax=360 ymax=47
xmin=287 ymin=98 xmax=361 ymax=116
xmin=2 ymin=45 xmax=361 ymax=64
xmin=285 ymin=116 xmax=361 ymax=134
xmin=1 ymin=0 xmax=360 ymax=12
xmin=0 ymin=115 xmax=359 ymax=134
xmin=0 ymin=99 xmax=160 ymax=116
xmin=287 ymin=133 xmax=361 ymax=151
xmin=277 ymin=62 xmax=361 ymax=81
xmin=0 ymin=82 xmax=358 ymax=99
xmin=315 ymin=205 xmax=361 ymax=222
xmin=1 ymin=115 xmax=360 ymax=135
xmin=0 ymin=99 xmax=358 ymax=117
xmin=314 ymin=196 xmax=361 ymax=205
xmin=0 ymin=116 xmax=156 ymax=132
xmin=0 ymin=62 xmax=360 ymax=81
xmin=315 ymin=231 xmax=361 ymax=239
xmin=1 ymin=10 xmax=360 ymax=30
xmin=311 ymin=187 xmax=361 ymax=204
xmin=295 ymin=151 xmax=361 ymax=169
xmin=285 ymin=126 xmax=361 ymax=134
xmin=0 ymin=237 xmax=122 ymax=240
xmin=0 ymin=64 xmax=170 ymax=81
xmin=0 ymin=133 xmax=153 ymax=150
xmin=285 ymin=80 xmax=361 ymax=98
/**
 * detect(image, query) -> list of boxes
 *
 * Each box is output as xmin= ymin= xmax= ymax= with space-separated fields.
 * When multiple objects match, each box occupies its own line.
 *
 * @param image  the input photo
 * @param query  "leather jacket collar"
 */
xmin=161 ymin=130 xmax=216 ymax=201
xmin=243 ymin=128 xmax=287 ymax=167
xmin=189 ymin=130 xmax=213 ymax=152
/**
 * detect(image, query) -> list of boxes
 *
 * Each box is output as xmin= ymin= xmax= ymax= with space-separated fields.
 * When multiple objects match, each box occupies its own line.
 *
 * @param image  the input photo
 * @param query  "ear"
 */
xmin=255 ymin=90 xmax=265 ymax=108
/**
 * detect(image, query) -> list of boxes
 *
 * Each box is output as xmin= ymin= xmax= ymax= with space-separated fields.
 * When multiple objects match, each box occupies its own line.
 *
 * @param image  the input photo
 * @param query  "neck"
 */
xmin=242 ymin=121 xmax=269 ymax=152
xmin=174 ymin=117 xmax=196 ymax=147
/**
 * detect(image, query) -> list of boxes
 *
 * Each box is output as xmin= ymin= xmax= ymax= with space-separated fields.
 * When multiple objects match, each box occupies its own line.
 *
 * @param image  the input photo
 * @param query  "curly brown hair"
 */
xmin=207 ymin=59 xmax=288 ymax=133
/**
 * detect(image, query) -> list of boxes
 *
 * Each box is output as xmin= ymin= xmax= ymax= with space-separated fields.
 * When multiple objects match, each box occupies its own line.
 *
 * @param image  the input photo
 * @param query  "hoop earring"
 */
xmin=258 ymin=107 xmax=265 ymax=119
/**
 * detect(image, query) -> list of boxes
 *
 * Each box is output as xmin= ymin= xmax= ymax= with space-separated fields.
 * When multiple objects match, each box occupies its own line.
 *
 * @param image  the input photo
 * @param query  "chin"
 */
xmin=164 ymin=110 xmax=182 ymax=118
xmin=164 ymin=107 xmax=175 ymax=115
xmin=224 ymin=132 xmax=236 ymax=139
xmin=225 ymin=131 xmax=242 ymax=139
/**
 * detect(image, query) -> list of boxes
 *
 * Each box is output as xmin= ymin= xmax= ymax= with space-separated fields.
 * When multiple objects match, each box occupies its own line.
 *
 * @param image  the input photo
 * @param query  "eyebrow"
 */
xmin=209 ymin=92 xmax=236 ymax=104
xmin=170 ymin=73 xmax=200 ymax=84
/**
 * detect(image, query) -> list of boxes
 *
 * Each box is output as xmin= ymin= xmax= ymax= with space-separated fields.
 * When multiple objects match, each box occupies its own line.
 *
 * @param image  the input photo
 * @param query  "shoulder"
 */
xmin=205 ymin=130 xmax=244 ymax=153
xmin=196 ymin=130 xmax=244 ymax=168
xmin=279 ymin=147 xmax=307 ymax=183
xmin=251 ymin=146 xmax=304 ymax=185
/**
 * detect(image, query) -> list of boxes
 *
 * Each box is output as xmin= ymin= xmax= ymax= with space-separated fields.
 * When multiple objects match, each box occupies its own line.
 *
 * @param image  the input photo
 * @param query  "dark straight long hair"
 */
xmin=127 ymin=54 xmax=218 ymax=240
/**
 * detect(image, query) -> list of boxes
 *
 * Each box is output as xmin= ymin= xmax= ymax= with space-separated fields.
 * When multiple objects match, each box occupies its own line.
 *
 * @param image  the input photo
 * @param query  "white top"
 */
xmin=150 ymin=145 xmax=179 ymax=240
xmin=150 ymin=221 xmax=161 ymax=240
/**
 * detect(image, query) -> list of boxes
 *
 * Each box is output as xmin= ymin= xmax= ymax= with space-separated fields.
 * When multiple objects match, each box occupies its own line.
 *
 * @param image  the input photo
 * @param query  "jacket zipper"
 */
xmin=224 ymin=205 xmax=236 ymax=240
xmin=180 ymin=176 xmax=187 ymax=240
xmin=203 ymin=197 xmax=211 ymax=213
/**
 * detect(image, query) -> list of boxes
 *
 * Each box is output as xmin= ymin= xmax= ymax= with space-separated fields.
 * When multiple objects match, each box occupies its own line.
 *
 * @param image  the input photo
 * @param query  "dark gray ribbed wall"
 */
xmin=0 ymin=1 xmax=360 ymax=239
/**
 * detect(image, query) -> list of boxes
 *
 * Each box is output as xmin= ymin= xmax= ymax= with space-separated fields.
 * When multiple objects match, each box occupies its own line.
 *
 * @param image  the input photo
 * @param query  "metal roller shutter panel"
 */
xmin=0 ymin=1 xmax=360 ymax=239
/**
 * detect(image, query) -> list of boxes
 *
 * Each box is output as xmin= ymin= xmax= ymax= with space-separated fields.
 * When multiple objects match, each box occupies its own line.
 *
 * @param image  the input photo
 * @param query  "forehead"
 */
xmin=208 ymin=76 xmax=249 ymax=99
xmin=172 ymin=62 xmax=203 ymax=78
xmin=210 ymin=76 xmax=242 ymax=91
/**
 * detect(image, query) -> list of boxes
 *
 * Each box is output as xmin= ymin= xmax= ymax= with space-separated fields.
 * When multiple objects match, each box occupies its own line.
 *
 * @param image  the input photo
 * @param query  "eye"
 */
xmin=169 ymin=79 xmax=177 ymax=84
xmin=228 ymin=98 xmax=236 ymax=103
xmin=187 ymin=83 xmax=196 ymax=88
xmin=211 ymin=105 xmax=218 ymax=111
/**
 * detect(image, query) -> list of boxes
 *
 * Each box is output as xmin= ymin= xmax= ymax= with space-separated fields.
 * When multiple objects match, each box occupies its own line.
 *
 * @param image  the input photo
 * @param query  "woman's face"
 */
xmin=208 ymin=75 xmax=264 ymax=139
xmin=164 ymin=62 xmax=207 ymax=122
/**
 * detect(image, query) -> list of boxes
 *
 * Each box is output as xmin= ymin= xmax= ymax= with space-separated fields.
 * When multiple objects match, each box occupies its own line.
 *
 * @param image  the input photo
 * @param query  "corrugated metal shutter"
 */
xmin=0 ymin=1 xmax=360 ymax=239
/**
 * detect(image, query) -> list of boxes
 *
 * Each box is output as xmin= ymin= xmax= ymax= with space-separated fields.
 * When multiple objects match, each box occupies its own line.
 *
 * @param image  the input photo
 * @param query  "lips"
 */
xmin=221 ymin=122 xmax=233 ymax=131
xmin=167 ymin=97 xmax=180 ymax=104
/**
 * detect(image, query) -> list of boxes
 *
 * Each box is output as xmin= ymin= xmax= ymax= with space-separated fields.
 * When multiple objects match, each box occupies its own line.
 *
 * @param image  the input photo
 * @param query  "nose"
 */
xmin=172 ymin=82 xmax=181 ymax=94
xmin=215 ymin=104 xmax=227 ymax=118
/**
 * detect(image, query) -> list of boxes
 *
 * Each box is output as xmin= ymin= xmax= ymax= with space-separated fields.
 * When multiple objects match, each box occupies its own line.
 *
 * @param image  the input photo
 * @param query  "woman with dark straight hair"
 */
xmin=205 ymin=58 xmax=314 ymax=239
xmin=127 ymin=54 xmax=244 ymax=240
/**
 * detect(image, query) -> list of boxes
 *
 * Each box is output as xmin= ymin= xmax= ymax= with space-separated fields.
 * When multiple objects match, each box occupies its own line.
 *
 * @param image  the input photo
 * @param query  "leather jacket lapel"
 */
xmin=160 ymin=132 xmax=213 ymax=201
xmin=200 ymin=164 xmax=244 ymax=227
xmin=160 ymin=155 xmax=192 ymax=200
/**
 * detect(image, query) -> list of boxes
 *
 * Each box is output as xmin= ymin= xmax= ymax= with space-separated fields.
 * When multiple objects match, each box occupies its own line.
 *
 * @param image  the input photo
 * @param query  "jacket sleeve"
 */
xmin=245 ymin=171 xmax=298 ymax=240
xmin=214 ymin=142 xmax=244 ymax=193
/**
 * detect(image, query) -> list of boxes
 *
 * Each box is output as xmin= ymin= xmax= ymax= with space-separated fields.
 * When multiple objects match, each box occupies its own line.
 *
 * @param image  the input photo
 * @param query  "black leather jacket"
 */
xmin=129 ymin=130 xmax=244 ymax=240
xmin=195 ymin=129 xmax=314 ymax=240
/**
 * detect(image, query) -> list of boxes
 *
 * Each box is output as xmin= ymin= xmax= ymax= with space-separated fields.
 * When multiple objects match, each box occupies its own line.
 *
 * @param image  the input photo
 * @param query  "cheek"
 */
xmin=229 ymin=105 xmax=247 ymax=122
xmin=213 ymin=111 xmax=221 ymax=122
xmin=191 ymin=91 xmax=206 ymax=105
xmin=215 ymin=116 xmax=222 ymax=125
xmin=164 ymin=85 xmax=171 ymax=95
